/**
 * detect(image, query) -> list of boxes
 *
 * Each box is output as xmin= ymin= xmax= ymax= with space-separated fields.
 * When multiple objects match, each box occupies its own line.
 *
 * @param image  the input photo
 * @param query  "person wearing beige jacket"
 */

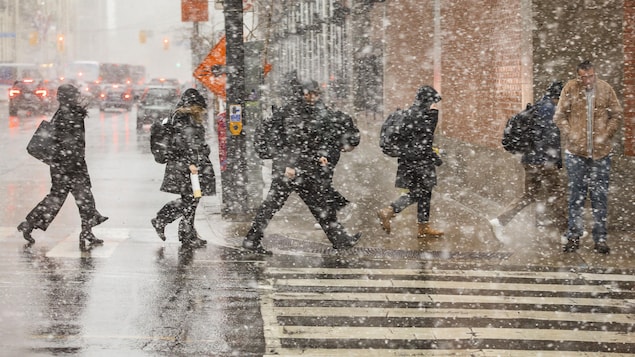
xmin=554 ymin=60 xmax=623 ymax=254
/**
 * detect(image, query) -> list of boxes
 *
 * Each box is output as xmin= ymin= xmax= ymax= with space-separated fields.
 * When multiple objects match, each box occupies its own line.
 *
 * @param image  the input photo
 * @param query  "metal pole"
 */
xmin=222 ymin=0 xmax=248 ymax=217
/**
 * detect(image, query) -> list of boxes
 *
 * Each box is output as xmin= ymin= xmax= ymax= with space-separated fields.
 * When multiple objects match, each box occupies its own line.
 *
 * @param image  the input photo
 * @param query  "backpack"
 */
xmin=254 ymin=106 xmax=284 ymax=160
xmin=502 ymin=103 xmax=536 ymax=154
xmin=379 ymin=108 xmax=408 ymax=157
xmin=150 ymin=115 xmax=175 ymax=164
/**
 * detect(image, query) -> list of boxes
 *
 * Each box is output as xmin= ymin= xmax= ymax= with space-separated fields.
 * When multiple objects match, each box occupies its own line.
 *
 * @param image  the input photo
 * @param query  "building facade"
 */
xmin=262 ymin=0 xmax=635 ymax=231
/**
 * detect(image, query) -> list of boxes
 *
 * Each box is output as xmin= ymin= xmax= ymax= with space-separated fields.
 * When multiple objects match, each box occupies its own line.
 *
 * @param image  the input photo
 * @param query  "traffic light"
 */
xmin=56 ymin=34 xmax=64 ymax=52
xmin=162 ymin=37 xmax=169 ymax=50
xmin=139 ymin=30 xmax=147 ymax=44
xmin=29 ymin=32 xmax=38 ymax=46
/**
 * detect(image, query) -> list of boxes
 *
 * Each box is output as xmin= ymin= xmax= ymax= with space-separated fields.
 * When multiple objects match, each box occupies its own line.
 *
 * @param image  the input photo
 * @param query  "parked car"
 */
xmin=98 ymin=85 xmax=135 ymax=112
xmin=136 ymin=85 xmax=180 ymax=129
xmin=8 ymin=79 xmax=54 ymax=116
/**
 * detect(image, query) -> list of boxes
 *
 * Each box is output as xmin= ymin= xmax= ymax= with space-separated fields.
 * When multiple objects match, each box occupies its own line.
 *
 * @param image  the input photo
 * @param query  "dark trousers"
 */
xmin=497 ymin=164 xmax=566 ymax=227
xmin=26 ymin=166 xmax=100 ymax=231
xmin=246 ymin=174 xmax=350 ymax=247
xmin=391 ymin=187 xmax=432 ymax=223
xmin=156 ymin=194 xmax=200 ymax=240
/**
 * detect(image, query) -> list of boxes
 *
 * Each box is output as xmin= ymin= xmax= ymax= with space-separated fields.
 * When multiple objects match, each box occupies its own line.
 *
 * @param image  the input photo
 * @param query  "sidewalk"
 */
xmin=201 ymin=116 xmax=635 ymax=270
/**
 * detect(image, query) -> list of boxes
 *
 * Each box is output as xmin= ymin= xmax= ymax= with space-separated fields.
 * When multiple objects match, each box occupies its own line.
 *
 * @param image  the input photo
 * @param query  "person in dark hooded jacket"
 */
xmin=18 ymin=84 xmax=108 ymax=247
xmin=377 ymin=85 xmax=444 ymax=239
xmin=489 ymin=81 xmax=566 ymax=239
xmin=242 ymin=75 xmax=361 ymax=254
xmin=151 ymin=88 xmax=215 ymax=248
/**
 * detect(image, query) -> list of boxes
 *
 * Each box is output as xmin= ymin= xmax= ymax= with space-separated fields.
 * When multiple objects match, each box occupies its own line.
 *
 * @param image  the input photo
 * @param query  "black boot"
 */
xmin=151 ymin=218 xmax=167 ymax=241
xmin=80 ymin=230 xmax=104 ymax=246
xmin=242 ymin=231 xmax=271 ymax=255
xmin=178 ymin=220 xmax=205 ymax=249
xmin=17 ymin=221 xmax=35 ymax=244
xmin=563 ymin=236 xmax=580 ymax=253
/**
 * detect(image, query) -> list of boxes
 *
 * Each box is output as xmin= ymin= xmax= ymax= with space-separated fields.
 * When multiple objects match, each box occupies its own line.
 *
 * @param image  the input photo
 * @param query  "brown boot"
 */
xmin=418 ymin=222 xmax=444 ymax=238
xmin=377 ymin=206 xmax=395 ymax=234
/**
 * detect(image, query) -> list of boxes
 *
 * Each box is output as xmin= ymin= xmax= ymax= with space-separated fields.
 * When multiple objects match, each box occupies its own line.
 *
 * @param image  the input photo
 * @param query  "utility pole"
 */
xmin=222 ymin=0 xmax=248 ymax=217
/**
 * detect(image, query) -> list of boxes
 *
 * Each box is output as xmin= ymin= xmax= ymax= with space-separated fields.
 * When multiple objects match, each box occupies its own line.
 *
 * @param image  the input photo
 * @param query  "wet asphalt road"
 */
xmin=0 ymin=104 xmax=633 ymax=356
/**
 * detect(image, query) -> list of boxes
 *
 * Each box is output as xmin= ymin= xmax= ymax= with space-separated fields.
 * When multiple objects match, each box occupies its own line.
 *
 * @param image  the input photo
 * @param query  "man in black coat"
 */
xmin=242 ymin=77 xmax=361 ymax=254
xmin=18 ymin=84 xmax=108 ymax=247
xmin=377 ymin=85 xmax=444 ymax=238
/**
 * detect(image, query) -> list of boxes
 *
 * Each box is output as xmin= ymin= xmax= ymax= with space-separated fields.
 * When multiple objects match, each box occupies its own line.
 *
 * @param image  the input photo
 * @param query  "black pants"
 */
xmin=26 ymin=166 xmax=100 ymax=231
xmin=156 ymin=194 xmax=200 ymax=240
xmin=391 ymin=187 xmax=432 ymax=224
xmin=246 ymin=174 xmax=351 ymax=247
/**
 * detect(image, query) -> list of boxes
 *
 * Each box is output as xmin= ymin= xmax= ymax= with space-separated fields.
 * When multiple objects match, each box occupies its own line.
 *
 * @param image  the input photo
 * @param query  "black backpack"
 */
xmin=150 ymin=115 xmax=175 ymax=164
xmin=254 ymin=107 xmax=285 ymax=160
xmin=379 ymin=108 xmax=408 ymax=157
xmin=502 ymin=103 xmax=536 ymax=154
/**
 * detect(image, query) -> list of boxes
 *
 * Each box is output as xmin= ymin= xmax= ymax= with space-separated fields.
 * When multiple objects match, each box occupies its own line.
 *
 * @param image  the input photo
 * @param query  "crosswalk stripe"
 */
xmin=261 ymin=266 xmax=635 ymax=355
xmin=273 ymin=278 xmax=623 ymax=294
xmin=272 ymin=291 xmax=633 ymax=309
xmin=272 ymin=306 xmax=634 ymax=324
xmin=272 ymin=326 xmax=635 ymax=344
xmin=267 ymin=267 xmax=635 ymax=282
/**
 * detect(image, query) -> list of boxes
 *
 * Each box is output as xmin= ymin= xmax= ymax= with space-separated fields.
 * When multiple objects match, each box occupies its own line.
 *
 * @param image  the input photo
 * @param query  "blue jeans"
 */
xmin=564 ymin=153 xmax=611 ymax=242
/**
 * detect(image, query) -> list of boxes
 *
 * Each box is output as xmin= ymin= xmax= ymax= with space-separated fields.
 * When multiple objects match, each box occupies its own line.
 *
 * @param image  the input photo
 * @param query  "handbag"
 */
xmin=27 ymin=116 xmax=57 ymax=165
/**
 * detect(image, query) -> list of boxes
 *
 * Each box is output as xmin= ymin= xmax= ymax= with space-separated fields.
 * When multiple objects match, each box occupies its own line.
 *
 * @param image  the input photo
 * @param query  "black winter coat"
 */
xmin=160 ymin=107 xmax=216 ymax=196
xmin=522 ymin=95 xmax=562 ymax=168
xmin=395 ymin=107 xmax=441 ymax=191
xmin=51 ymin=104 xmax=91 ymax=186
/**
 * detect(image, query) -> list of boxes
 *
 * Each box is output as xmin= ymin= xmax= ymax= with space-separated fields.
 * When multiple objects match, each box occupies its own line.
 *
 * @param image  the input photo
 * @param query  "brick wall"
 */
xmin=624 ymin=0 xmax=635 ymax=156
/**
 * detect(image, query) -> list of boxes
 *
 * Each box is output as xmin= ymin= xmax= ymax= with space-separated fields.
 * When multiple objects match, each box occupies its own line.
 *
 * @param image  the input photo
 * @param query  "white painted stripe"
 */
xmin=273 ymin=278 xmax=619 ymax=294
xmin=273 ymin=306 xmax=635 ymax=325
xmin=272 ymin=292 xmax=634 ymax=309
xmin=263 ymin=349 xmax=631 ymax=357
xmin=267 ymin=267 xmax=635 ymax=282
xmin=46 ymin=228 xmax=128 ymax=258
xmin=271 ymin=326 xmax=635 ymax=344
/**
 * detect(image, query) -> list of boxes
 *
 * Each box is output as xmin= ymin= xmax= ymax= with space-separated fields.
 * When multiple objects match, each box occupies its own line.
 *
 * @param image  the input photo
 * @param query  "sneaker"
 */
xmin=242 ymin=239 xmax=272 ymax=255
xmin=488 ymin=218 xmax=504 ymax=241
xmin=313 ymin=222 xmax=321 ymax=230
xmin=594 ymin=241 xmax=610 ymax=254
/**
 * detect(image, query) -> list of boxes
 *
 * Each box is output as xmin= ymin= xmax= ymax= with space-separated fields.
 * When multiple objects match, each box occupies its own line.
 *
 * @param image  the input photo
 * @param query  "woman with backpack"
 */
xmin=377 ymin=85 xmax=445 ymax=239
xmin=151 ymin=88 xmax=215 ymax=248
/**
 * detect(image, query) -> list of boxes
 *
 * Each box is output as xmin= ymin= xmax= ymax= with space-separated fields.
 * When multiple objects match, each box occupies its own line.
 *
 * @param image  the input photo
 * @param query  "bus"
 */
xmin=130 ymin=65 xmax=146 ymax=86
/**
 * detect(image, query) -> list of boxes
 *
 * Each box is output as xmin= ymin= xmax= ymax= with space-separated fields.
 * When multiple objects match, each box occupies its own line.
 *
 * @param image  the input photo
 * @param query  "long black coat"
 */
xmin=51 ymin=104 xmax=91 ymax=186
xmin=395 ymin=107 xmax=441 ymax=191
xmin=160 ymin=107 xmax=216 ymax=196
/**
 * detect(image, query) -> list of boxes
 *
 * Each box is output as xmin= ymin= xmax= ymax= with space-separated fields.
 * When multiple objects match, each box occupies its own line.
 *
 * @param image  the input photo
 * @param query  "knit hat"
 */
xmin=414 ymin=85 xmax=441 ymax=105
xmin=180 ymin=88 xmax=207 ymax=107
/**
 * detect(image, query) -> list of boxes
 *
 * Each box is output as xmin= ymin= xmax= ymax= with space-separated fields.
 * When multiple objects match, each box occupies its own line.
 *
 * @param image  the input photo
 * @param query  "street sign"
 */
xmin=228 ymin=104 xmax=243 ymax=135
xmin=181 ymin=0 xmax=209 ymax=22
xmin=193 ymin=36 xmax=226 ymax=98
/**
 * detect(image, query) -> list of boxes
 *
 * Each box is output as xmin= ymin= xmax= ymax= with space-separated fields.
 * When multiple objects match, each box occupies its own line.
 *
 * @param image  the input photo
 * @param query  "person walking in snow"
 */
xmin=151 ymin=88 xmax=215 ymax=248
xmin=377 ymin=85 xmax=445 ymax=239
xmin=489 ymin=80 xmax=567 ymax=238
xmin=18 ymin=84 xmax=108 ymax=248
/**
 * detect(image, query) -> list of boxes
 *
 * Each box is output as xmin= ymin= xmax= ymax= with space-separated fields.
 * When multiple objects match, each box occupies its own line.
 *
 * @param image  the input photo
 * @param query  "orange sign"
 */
xmin=194 ymin=36 xmax=227 ymax=98
xmin=181 ymin=0 xmax=209 ymax=22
